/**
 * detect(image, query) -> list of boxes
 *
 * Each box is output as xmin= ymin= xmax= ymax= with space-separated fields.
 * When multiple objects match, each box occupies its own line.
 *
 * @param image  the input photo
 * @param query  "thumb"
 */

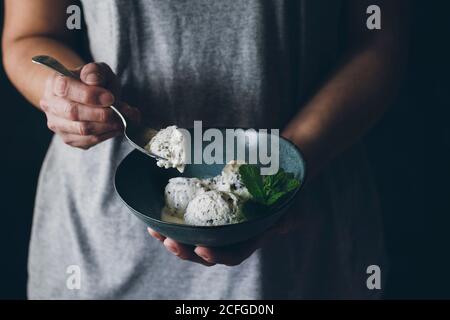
xmin=79 ymin=62 xmax=119 ymax=95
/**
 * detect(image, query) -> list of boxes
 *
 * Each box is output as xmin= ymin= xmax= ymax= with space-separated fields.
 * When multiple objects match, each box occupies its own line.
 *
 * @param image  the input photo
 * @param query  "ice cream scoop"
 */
xmin=145 ymin=126 xmax=187 ymax=173
xmin=164 ymin=177 xmax=208 ymax=217
xmin=184 ymin=191 xmax=243 ymax=226
xmin=213 ymin=160 xmax=251 ymax=200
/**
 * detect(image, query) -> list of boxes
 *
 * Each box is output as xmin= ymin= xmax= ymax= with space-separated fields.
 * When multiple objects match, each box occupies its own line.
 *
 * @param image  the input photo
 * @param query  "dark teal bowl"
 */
xmin=114 ymin=128 xmax=306 ymax=247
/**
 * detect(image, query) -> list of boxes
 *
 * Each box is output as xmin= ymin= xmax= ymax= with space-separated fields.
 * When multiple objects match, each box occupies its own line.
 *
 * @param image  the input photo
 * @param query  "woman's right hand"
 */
xmin=40 ymin=62 xmax=140 ymax=150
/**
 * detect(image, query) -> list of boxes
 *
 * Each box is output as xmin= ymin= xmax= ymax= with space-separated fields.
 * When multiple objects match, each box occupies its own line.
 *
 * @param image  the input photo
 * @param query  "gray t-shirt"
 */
xmin=28 ymin=0 xmax=386 ymax=299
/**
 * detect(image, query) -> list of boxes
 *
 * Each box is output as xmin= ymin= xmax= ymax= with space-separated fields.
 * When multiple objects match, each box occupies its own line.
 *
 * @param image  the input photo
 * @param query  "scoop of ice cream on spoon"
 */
xmin=144 ymin=125 xmax=188 ymax=173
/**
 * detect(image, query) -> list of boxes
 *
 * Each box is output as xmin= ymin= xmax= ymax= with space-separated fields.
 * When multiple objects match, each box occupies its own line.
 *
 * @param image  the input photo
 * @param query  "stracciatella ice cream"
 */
xmin=164 ymin=177 xmax=208 ymax=218
xmin=184 ymin=190 xmax=243 ymax=226
xmin=145 ymin=126 xmax=186 ymax=173
xmin=160 ymin=161 xmax=252 ymax=226
xmin=213 ymin=160 xmax=251 ymax=200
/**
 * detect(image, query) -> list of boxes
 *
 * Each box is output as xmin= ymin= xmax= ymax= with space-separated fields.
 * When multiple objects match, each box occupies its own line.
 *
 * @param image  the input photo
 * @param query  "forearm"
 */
xmin=284 ymin=40 xmax=407 ymax=178
xmin=2 ymin=36 xmax=84 ymax=109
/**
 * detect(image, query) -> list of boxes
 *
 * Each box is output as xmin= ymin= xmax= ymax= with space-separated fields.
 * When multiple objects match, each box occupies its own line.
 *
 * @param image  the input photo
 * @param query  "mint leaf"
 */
xmin=283 ymin=178 xmax=300 ymax=193
xmin=266 ymin=191 xmax=287 ymax=206
xmin=239 ymin=164 xmax=265 ymax=204
xmin=240 ymin=164 xmax=301 ymax=210
xmin=265 ymin=171 xmax=285 ymax=191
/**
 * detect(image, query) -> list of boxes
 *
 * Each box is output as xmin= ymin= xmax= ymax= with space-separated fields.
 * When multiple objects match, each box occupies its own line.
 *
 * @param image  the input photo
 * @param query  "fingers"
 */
xmin=51 ymin=73 xmax=115 ymax=106
xmin=79 ymin=62 xmax=107 ymax=86
xmin=147 ymin=228 xmax=262 ymax=267
xmin=60 ymin=130 xmax=121 ymax=150
xmin=41 ymin=95 xmax=119 ymax=123
xmin=40 ymin=62 xmax=128 ymax=150
xmin=146 ymin=228 xmax=215 ymax=267
xmin=194 ymin=237 xmax=263 ymax=266
xmin=79 ymin=62 xmax=119 ymax=94
xmin=164 ymin=238 xmax=216 ymax=267
xmin=147 ymin=227 xmax=166 ymax=242
xmin=42 ymin=88 xmax=140 ymax=126
xmin=46 ymin=113 xmax=122 ymax=136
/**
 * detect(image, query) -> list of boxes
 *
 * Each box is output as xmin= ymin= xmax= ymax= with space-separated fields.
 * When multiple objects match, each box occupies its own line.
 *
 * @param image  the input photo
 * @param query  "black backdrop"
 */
xmin=1 ymin=1 xmax=449 ymax=299
xmin=1 ymin=1 xmax=52 ymax=299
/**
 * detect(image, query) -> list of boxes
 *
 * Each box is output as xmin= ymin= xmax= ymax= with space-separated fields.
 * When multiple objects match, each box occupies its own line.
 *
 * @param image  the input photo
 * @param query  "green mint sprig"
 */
xmin=239 ymin=164 xmax=300 ymax=207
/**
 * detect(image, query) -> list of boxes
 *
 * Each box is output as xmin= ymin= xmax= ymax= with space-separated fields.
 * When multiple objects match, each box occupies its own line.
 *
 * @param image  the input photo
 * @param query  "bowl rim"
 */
xmin=114 ymin=129 xmax=307 ymax=230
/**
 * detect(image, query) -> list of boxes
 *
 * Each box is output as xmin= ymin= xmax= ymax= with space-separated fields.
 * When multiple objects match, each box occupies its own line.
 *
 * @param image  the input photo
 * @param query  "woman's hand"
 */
xmin=147 ymin=228 xmax=266 ymax=267
xmin=147 ymin=206 xmax=301 ymax=267
xmin=40 ymin=62 xmax=140 ymax=149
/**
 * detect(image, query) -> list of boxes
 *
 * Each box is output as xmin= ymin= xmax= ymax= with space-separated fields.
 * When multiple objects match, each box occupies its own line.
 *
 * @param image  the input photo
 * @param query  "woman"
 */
xmin=2 ymin=0 xmax=408 ymax=299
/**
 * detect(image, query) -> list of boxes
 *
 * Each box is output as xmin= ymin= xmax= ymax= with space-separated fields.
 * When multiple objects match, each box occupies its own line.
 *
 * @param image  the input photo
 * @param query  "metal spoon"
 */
xmin=32 ymin=55 xmax=164 ymax=160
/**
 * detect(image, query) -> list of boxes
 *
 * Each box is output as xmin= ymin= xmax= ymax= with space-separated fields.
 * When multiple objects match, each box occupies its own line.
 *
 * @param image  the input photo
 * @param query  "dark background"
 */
xmin=1 ymin=1 xmax=449 ymax=299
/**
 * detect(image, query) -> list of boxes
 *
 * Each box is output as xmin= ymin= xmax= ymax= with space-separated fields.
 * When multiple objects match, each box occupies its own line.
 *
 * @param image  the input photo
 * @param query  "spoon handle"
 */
xmin=109 ymin=105 xmax=127 ymax=128
xmin=32 ymin=55 xmax=80 ymax=79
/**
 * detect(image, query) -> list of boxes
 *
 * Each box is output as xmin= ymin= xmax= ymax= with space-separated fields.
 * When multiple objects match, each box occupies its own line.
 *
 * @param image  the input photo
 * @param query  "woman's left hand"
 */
xmin=147 ymin=207 xmax=299 ymax=267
